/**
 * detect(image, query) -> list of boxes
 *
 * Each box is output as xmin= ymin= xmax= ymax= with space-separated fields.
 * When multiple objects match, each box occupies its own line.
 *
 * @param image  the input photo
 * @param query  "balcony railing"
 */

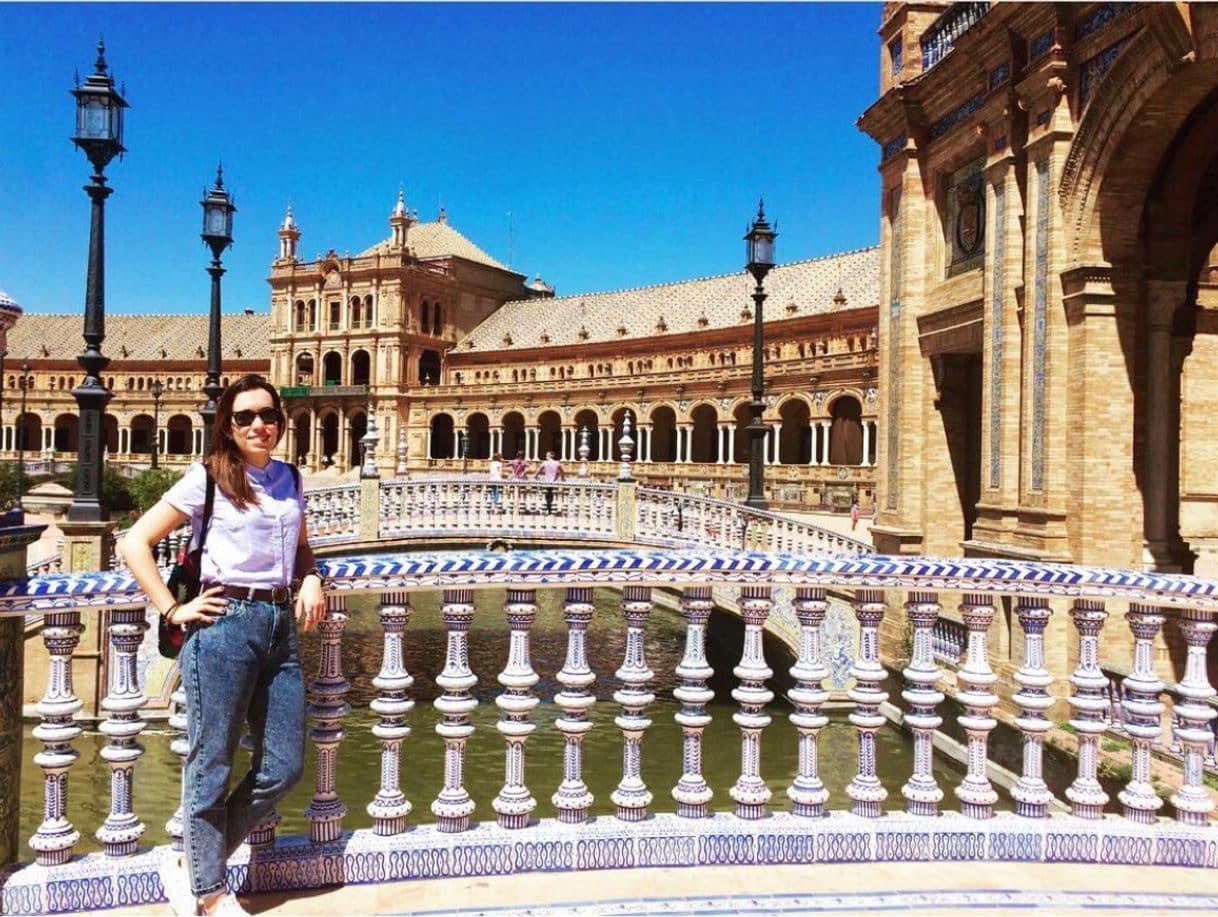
xmin=280 ymin=384 xmax=369 ymax=399
xmin=921 ymin=1 xmax=990 ymax=71
xmin=3 ymin=547 xmax=1218 ymax=912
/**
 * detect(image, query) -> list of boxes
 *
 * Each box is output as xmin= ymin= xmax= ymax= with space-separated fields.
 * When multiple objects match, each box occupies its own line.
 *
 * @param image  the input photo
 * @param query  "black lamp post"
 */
xmin=68 ymin=40 xmax=127 ymax=523
xmin=199 ymin=165 xmax=236 ymax=454
xmin=18 ymin=362 xmax=30 ymax=505
xmin=150 ymin=379 xmax=164 ymax=469
xmin=743 ymin=199 xmax=777 ymax=510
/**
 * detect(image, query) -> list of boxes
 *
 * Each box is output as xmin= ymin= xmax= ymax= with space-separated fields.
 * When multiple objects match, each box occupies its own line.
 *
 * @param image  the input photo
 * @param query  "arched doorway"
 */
xmin=690 ymin=403 xmax=719 ymax=463
xmin=501 ymin=411 xmax=526 ymax=460
xmin=165 ymin=415 xmax=193 ymax=456
xmin=536 ymin=410 xmax=562 ymax=459
xmin=293 ymin=413 xmax=311 ymax=464
xmin=322 ymin=352 xmax=342 ymax=386
xmin=321 ymin=412 xmax=340 ymax=466
xmin=779 ymin=397 xmax=812 ymax=464
xmin=829 ymin=396 xmax=863 ymax=466
xmin=347 ymin=412 xmax=366 ymax=469
xmin=53 ymin=414 xmax=79 ymax=453
xmin=430 ymin=413 xmax=455 ymax=459
xmin=467 ymin=412 xmax=490 ymax=460
xmin=573 ymin=409 xmax=600 ymax=461
xmin=648 ymin=406 xmax=676 ymax=463
xmin=351 ymin=350 xmax=371 ymax=387
xmin=418 ymin=350 xmax=441 ymax=385
xmin=295 ymin=353 xmax=315 ymax=385
xmin=129 ymin=415 xmax=154 ymax=456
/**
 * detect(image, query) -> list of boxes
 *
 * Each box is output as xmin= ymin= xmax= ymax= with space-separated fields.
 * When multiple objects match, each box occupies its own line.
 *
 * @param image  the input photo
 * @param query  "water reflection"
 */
xmin=21 ymin=588 xmax=1000 ymax=854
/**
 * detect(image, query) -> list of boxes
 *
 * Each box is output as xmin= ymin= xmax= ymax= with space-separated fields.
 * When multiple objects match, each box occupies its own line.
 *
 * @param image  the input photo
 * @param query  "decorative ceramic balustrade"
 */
xmin=920 ymin=1 xmax=990 ymax=71
xmin=4 ymin=548 xmax=1218 ymax=913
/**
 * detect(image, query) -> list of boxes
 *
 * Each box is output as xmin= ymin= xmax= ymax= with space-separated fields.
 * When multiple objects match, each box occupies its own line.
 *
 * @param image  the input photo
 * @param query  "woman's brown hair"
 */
xmin=205 ymin=374 xmax=284 ymax=510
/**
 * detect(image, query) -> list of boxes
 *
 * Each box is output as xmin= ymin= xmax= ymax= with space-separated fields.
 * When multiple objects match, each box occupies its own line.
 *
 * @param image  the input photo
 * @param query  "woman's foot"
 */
xmin=199 ymin=891 xmax=250 ymax=915
xmin=157 ymin=851 xmax=196 ymax=917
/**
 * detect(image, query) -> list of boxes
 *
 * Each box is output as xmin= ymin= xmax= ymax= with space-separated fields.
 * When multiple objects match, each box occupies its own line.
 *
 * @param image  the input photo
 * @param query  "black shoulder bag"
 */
xmin=158 ymin=471 xmax=216 ymax=659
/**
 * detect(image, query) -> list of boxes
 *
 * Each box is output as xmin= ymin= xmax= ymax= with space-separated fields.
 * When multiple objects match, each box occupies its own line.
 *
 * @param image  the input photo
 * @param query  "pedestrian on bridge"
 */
xmin=119 ymin=374 xmax=326 ymax=916
xmin=534 ymin=450 xmax=565 ymax=514
xmin=488 ymin=451 xmax=504 ymax=509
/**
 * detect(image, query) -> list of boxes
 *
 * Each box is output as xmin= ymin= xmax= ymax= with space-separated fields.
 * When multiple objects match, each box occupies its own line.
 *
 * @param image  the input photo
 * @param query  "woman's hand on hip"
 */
xmin=168 ymin=585 xmax=228 ymax=626
xmin=295 ymin=576 xmax=325 ymax=632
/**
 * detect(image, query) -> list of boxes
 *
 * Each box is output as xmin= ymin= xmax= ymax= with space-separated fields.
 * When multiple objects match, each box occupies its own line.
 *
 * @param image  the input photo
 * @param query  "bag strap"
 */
xmin=288 ymin=462 xmax=301 ymax=497
xmin=197 ymin=468 xmax=216 ymax=554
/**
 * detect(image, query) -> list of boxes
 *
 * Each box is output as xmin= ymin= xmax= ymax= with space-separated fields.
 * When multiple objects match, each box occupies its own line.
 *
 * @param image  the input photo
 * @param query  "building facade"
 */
xmin=859 ymin=1 xmax=1218 ymax=574
xmin=0 ymin=194 xmax=883 ymax=513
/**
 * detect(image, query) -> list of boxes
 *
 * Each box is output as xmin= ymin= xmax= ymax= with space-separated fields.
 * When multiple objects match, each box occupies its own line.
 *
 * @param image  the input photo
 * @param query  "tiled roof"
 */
xmin=459 ymin=246 xmax=879 ymax=351
xmin=7 ymin=313 xmax=271 ymax=362
xmin=358 ymin=220 xmax=510 ymax=271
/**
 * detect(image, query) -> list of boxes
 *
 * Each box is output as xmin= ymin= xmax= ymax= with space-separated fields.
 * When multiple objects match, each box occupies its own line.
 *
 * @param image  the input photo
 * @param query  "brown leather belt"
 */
xmin=211 ymin=584 xmax=293 ymax=605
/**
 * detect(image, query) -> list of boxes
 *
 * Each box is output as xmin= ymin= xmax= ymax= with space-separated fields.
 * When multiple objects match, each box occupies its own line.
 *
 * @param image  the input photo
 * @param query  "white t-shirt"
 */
xmin=488 ymin=459 xmax=503 ymax=481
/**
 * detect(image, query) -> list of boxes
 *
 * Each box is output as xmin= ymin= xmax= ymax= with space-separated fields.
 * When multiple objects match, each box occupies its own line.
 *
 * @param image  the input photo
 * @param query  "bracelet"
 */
xmin=301 ymin=567 xmax=326 ymax=588
xmin=163 ymin=602 xmax=181 ymax=622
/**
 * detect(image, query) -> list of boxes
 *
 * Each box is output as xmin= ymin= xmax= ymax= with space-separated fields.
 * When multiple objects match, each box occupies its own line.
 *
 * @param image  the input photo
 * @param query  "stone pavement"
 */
xmin=106 ymin=861 xmax=1218 ymax=916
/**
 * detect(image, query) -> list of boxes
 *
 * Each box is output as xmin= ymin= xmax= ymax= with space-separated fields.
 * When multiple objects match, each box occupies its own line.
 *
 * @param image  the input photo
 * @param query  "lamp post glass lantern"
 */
xmin=68 ymin=40 xmax=127 ymax=523
xmin=744 ymin=199 xmax=777 ymax=510
xmin=199 ymin=165 xmax=236 ymax=454
xmin=150 ymin=379 xmax=164 ymax=469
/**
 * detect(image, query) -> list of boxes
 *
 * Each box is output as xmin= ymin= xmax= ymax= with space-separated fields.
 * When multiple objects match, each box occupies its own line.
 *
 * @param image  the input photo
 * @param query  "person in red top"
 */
xmin=508 ymin=451 xmax=529 ymax=478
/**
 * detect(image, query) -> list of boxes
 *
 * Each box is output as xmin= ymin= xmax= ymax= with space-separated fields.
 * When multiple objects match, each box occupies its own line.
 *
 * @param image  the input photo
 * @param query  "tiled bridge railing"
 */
xmin=302 ymin=475 xmax=870 ymax=555
xmin=4 ymin=549 xmax=1218 ymax=913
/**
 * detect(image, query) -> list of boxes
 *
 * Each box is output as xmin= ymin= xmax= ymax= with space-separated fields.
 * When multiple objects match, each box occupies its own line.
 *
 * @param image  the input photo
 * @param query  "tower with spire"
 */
xmin=389 ymin=187 xmax=415 ymax=249
xmin=277 ymin=204 xmax=300 ymax=262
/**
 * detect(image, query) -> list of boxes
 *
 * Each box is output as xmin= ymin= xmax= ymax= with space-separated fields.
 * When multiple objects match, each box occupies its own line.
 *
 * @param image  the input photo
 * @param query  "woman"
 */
xmin=121 ymin=375 xmax=326 ymax=916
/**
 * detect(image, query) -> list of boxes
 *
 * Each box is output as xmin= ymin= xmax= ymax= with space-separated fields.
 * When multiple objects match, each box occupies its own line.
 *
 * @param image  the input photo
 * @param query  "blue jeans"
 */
xmin=181 ymin=598 xmax=305 ymax=897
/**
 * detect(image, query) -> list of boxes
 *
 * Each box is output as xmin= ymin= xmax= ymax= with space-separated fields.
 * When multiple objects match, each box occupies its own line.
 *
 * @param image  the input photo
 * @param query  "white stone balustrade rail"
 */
xmin=290 ymin=475 xmax=868 ymax=554
xmin=4 ymin=548 xmax=1218 ymax=913
xmin=378 ymin=477 xmax=619 ymax=545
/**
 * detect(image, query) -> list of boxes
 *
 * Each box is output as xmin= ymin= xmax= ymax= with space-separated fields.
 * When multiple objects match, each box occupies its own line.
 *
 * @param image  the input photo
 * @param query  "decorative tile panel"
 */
xmin=989 ymin=61 xmax=1010 ymax=90
xmin=990 ymin=182 xmax=1006 ymax=489
xmin=886 ymin=188 xmax=902 ymax=512
xmin=1031 ymin=158 xmax=1050 ymax=491
xmin=929 ymin=93 xmax=986 ymax=141
xmin=1080 ymin=34 xmax=1135 ymax=108
xmin=1074 ymin=2 xmax=1135 ymax=41
xmin=882 ymin=133 xmax=907 ymax=162
xmin=1030 ymin=30 xmax=1055 ymax=60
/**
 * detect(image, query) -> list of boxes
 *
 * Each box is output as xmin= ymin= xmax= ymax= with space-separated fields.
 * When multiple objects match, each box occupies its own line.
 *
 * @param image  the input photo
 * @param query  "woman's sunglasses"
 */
xmin=232 ymin=407 xmax=282 ymax=428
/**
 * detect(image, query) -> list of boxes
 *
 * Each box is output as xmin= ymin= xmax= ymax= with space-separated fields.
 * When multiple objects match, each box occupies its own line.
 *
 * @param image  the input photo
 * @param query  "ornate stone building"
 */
xmin=859 ymin=1 xmax=1218 ymax=573
xmin=267 ymin=194 xmax=883 ymax=511
xmin=0 ymin=193 xmax=882 ymax=516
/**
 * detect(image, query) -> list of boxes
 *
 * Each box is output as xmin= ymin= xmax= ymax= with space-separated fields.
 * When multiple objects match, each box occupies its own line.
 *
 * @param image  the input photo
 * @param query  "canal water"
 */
xmin=21 ymin=588 xmax=1005 ymax=854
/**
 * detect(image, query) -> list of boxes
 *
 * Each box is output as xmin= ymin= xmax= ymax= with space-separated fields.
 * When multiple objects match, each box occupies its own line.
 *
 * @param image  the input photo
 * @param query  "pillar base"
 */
xmin=1142 ymin=538 xmax=1195 ymax=574
xmin=59 ymin=520 xmax=118 ymax=574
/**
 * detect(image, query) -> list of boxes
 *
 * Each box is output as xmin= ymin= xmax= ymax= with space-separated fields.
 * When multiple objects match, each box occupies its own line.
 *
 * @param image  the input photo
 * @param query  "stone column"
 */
xmin=553 ymin=588 xmax=596 ymax=824
xmin=1171 ymin=607 xmax=1217 ymax=825
xmin=611 ymin=586 xmax=654 ymax=821
xmin=672 ymin=586 xmax=714 ymax=818
xmin=1011 ymin=600 xmax=1054 ymax=818
xmin=367 ymin=593 xmax=413 ymax=836
xmin=1065 ymin=599 xmax=1109 ymax=819
xmin=861 ymin=420 xmax=871 ymax=467
xmin=1117 ymin=605 xmax=1165 ymax=823
xmin=493 ymin=589 xmax=539 ymax=829
xmin=730 ymin=587 xmax=773 ymax=819
xmin=954 ymin=595 xmax=998 ymax=819
xmin=788 ymin=588 xmax=830 ymax=817
xmin=847 ymin=590 xmax=887 ymax=817
xmin=900 ymin=593 xmax=943 ymax=816
xmin=1143 ymin=280 xmax=1189 ymax=571
xmin=432 ymin=589 xmax=477 ymax=832
xmin=820 ymin=421 xmax=831 ymax=465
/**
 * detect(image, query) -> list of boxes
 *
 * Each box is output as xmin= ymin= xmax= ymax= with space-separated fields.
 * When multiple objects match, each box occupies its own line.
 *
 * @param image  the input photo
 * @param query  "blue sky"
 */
xmin=2 ymin=2 xmax=882 ymax=316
